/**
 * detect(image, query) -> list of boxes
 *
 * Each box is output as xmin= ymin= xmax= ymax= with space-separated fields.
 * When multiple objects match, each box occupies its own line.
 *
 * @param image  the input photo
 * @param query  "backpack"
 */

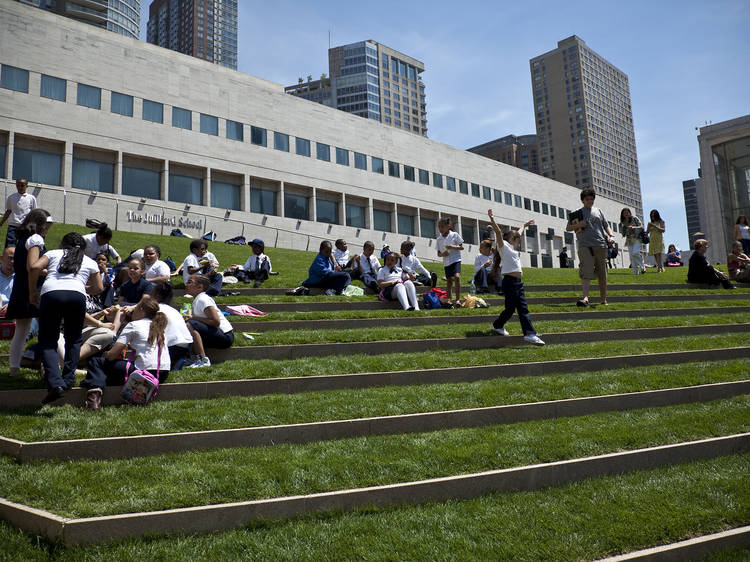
xmin=85 ymin=218 xmax=103 ymax=230
xmin=422 ymin=291 xmax=441 ymax=309
xmin=164 ymin=256 xmax=177 ymax=272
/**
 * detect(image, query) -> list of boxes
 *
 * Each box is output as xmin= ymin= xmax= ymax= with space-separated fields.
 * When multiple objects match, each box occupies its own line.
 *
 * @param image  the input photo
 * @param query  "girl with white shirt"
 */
xmin=150 ymin=282 xmax=194 ymax=371
xmin=83 ymin=222 xmax=121 ymax=264
xmin=184 ymin=274 xmax=234 ymax=368
xmin=30 ymin=232 xmax=103 ymax=404
xmin=487 ymin=210 xmax=544 ymax=345
xmin=142 ymin=244 xmax=171 ymax=284
xmin=377 ymin=252 xmax=420 ymax=311
xmin=81 ymin=296 xmax=169 ymax=410
xmin=6 ymin=209 xmax=52 ymax=377
xmin=734 ymin=216 xmax=750 ymax=255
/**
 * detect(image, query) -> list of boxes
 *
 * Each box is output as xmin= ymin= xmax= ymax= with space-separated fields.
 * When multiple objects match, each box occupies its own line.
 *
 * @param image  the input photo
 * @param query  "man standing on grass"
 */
xmin=566 ymin=188 xmax=615 ymax=307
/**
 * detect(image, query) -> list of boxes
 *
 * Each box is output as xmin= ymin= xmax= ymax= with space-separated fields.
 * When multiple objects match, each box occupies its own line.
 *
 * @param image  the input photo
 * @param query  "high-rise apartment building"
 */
xmin=467 ymin=134 xmax=539 ymax=174
xmin=530 ymin=36 xmax=642 ymax=217
xmin=287 ymin=40 xmax=427 ymax=136
xmin=147 ymin=0 xmax=238 ymax=70
xmin=16 ymin=0 xmax=140 ymax=38
xmin=682 ymin=174 xmax=705 ymax=240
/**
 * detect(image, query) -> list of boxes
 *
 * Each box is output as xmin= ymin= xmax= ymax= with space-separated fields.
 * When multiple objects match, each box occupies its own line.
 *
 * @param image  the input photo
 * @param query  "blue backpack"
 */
xmin=164 ymin=257 xmax=177 ymax=272
xmin=422 ymin=291 xmax=441 ymax=309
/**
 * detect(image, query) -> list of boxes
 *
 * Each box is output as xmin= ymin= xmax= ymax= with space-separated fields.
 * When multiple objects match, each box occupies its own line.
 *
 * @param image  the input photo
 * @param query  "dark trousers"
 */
xmin=742 ymin=240 xmax=750 ymax=255
xmin=494 ymin=275 xmax=536 ymax=336
xmin=82 ymin=356 xmax=169 ymax=390
xmin=39 ymin=290 xmax=86 ymax=391
xmin=303 ymin=271 xmax=351 ymax=294
xmin=169 ymin=344 xmax=192 ymax=371
xmin=188 ymin=319 xmax=235 ymax=349
xmin=206 ymin=272 xmax=224 ymax=297
xmin=416 ymin=271 xmax=438 ymax=287
xmin=4 ymin=224 xmax=17 ymax=248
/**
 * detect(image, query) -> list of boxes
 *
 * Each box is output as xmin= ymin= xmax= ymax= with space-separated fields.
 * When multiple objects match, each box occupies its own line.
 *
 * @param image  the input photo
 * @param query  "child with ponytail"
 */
xmin=30 ymin=232 xmax=102 ymax=404
xmin=81 ymin=296 xmax=170 ymax=410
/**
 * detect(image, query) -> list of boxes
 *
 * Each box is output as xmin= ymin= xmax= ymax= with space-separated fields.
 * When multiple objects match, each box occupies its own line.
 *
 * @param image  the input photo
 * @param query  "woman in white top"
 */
xmin=377 ymin=252 xmax=420 ymax=311
xmin=734 ymin=216 xmax=750 ymax=255
xmin=143 ymin=244 xmax=171 ymax=284
xmin=81 ymin=296 xmax=169 ymax=410
xmin=184 ymin=274 xmax=234 ymax=368
xmin=30 ymin=232 xmax=103 ymax=404
xmin=82 ymin=222 xmax=121 ymax=263
xmin=150 ymin=282 xmax=194 ymax=370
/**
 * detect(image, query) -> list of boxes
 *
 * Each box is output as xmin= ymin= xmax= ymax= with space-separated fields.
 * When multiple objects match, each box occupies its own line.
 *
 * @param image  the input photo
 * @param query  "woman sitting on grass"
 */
xmin=183 ymin=274 xmax=234 ymax=368
xmin=727 ymin=241 xmax=750 ymax=283
xmin=81 ymin=296 xmax=169 ymax=411
xmin=377 ymin=252 xmax=420 ymax=311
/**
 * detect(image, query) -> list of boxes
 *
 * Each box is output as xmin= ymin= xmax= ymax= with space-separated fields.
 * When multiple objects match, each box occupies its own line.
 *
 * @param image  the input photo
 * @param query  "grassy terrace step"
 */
xmin=3 ymin=332 xmax=749 ymax=391
xmin=0 ymin=398 xmax=746 ymax=518
xmin=0 ymin=455 xmax=746 ymax=560
xmin=3 ymin=349 xmax=748 ymax=413
xmin=215 ymin=292 xmax=750 ymax=312
xmin=3 ymin=381 xmax=746 ymax=461
xmin=228 ymin=305 xmax=750 ymax=332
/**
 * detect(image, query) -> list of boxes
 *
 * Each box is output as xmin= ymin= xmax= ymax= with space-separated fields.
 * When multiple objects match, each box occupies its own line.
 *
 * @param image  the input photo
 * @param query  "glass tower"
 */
xmin=16 ymin=0 xmax=141 ymax=39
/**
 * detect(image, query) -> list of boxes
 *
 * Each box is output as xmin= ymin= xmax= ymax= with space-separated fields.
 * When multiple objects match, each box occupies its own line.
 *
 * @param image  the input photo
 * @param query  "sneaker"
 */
xmin=187 ymin=356 xmax=211 ymax=369
xmin=492 ymin=327 xmax=509 ymax=336
xmin=252 ymin=280 xmax=262 ymax=288
xmin=324 ymin=289 xmax=336 ymax=296
xmin=286 ymin=286 xmax=310 ymax=296
xmin=523 ymin=334 xmax=545 ymax=346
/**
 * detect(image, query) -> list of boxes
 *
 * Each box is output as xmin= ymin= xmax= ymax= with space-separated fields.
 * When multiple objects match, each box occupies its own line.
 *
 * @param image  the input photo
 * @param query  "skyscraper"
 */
xmin=16 ymin=0 xmax=140 ymax=39
xmin=530 ymin=36 xmax=642 ymax=217
xmin=682 ymin=175 xmax=705 ymax=241
xmin=147 ymin=0 xmax=238 ymax=70
xmin=287 ymin=40 xmax=427 ymax=136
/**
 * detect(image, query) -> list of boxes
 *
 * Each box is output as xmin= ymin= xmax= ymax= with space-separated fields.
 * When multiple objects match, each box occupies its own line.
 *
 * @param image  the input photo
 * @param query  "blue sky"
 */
xmin=141 ymin=0 xmax=750 ymax=250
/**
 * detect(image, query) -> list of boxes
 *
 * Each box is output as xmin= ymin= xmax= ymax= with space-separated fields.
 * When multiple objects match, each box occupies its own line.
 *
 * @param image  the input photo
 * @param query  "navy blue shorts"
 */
xmin=444 ymin=262 xmax=461 ymax=278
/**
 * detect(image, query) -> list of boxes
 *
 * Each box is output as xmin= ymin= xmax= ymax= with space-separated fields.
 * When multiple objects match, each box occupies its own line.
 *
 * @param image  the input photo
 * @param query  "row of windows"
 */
xmin=1 ymin=62 xmax=585 ymax=228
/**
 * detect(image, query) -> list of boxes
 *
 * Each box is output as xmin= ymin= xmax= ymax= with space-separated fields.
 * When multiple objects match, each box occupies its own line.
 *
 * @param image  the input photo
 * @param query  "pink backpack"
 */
xmin=121 ymin=348 xmax=161 ymax=406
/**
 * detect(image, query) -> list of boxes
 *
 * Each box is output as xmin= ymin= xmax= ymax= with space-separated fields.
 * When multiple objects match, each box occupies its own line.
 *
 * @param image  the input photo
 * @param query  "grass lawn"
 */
xmin=0 ymin=454 xmax=745 ymax=561
xmin=0 ymin=359 xmax=746 ymax=441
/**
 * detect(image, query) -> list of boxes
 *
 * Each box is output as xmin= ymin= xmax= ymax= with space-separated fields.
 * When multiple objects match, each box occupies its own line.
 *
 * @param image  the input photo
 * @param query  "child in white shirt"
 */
xmin=399 ymin=240 xmax=436 ymax=287
xmin=357 ymin=241 xmax=381 ymax=291
xmin=226 ymin=238 xmax=271 ymax=288
xmin=183 ymin=240 xmax=223 ymax=295
xmin=436 ymin=217 xmax=463 ymax=303
xmin=488 ymin=209 xmax=544 ymax=345
xmin=377 ymin=252 xmax=420 ymax=310
xmin=0 ymin=178 xmax=37 ymax=248
xmin=184 ymin=274 xmax=234 ymax=368
xmin=473 ymin=239 xmax=494 ymax=294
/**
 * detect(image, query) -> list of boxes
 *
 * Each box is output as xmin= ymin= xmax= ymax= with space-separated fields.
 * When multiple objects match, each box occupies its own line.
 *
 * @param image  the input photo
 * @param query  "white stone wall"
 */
xmin=0 ymin=1 xmax=628 ymax=268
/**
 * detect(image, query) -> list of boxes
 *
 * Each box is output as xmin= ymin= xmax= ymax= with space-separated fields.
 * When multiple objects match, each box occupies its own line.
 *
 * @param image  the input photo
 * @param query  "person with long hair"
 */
xmin=647 ymin=209 xmax=666 ymax=273
xmin=619 ymin=208 xmax=645 ymax=275
xmin=727 ymin=241 xmax=750 ymax=282
xmin=149 ymin=282 xmax=193 ymax=370
xmin=81 ymin=296 xmax=170 ymax=410
xmin=733 ymin=216 xmax=750 ymax=255
xmin=30 ymin=232 xmax=102 ymax=405
xmin=83 ymin=222 xmax=121 ymax=264
xmin=5 ymin=208 xmax=52 ymax=377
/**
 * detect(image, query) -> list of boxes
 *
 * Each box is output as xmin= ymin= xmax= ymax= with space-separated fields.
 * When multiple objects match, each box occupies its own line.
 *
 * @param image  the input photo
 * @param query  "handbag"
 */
xmin=121 ymin=347 xmax=161 ymax=406
xmin=639 ymin=229 xmax=650 ymax=245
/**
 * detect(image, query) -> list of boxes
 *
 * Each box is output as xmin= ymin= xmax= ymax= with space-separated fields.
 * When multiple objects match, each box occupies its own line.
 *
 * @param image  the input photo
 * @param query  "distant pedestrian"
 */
xmin=620 ymin=208 xmax=645 ymax=275
xmin=734 ymin=216 xmax=750 ymax=255
xmin=558 ymin=247 xmax=569 ymax=269
xmin=647 ymin=210 xmax=665 ymax=273
xmin=0 ymin=178 xmax=37 ymax=248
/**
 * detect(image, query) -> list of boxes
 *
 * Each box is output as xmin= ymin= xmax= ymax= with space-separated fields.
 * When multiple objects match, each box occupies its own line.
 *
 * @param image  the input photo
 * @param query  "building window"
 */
xmin=142 ymin=99 xmax=163 ymax=123
xmin=462 ymin=224 xmax=476 ymax=245
xmin=296 ymin=137 xmax=311 ymax=157
xmin=493 ymin=189 xmax=502 ymax=203
xmin=122 ymin=166 xmax=160 ymax=199
xmin=459 ymin=180 xmax=468 ymax=194
xmin=111 ymin=92 xmax=133 ymax=117
xmin=524 ymin=198 xmax=532 ymax=210
xmin=420 ymin=217 xmax=436 ymax=238
xmin=169 ymin=173 xmax=202 ymax=205
xmin=388 ymin=161 xmax=400 ymax=177
xmin=504 ymin=192 xmax=513 ymax=205
xmin=211 ymin=180 xmax=241 ymax=210
xmin=373 ymin=209 xmax=392 ymax=232
xmin=77 ymin=83 xmax=101 ymax=109
xmin=316 ymin=143 xmax=331 ymax=161
xmin=250 ymin=186 xmax=276 ymax=215
xmin=200 ymin=114 xmax=219 ymax=136
xmin=346 ymin=202 xmax=366 ymax=227
xmin=515 ymin=195 xmax=522 ymax=208
xmin=404 ymin=165 xmax=415 ymax=181
xmin=13 ymin=147 xmax=61 ymax=186
xmin=550 ymin=204 xmax=557 ymax=217
xmin=446 ymin=177 xmax=456 ymax=191
xmin=542 ymin=203 xmax=549 ymax=215
xmin=1 ymin=65 xmax=29 ymax=93
xmin=397 ymin=213 xmax=414 ymax=235
xmin=40 ymin=74 xmax=66 ymax=101
xmin=336 ymin=147 xmax=350 ymax=166
xmin=418 ymin=169 xmax=429 ymax=185
xmin=72 ymin=158 xmax=114 ymax=193
xmin=432 ymin=173 xmax=443 ymax=188
xmin=172 ymin=106 xmax=192 ymax=129
xmin=372 ymin=157 xmax=384 ymax=174
xmin=482 ymin=186 xmax=491 ymax=200
xmin=533 ymin=200 xmax=540 ymax=213
xmin=471 ymin=183 xmax=480 ymax=197
xmin=273 ymin=131 xmax=289 ymax=151
xmin=226 ymin=120 xmax=243 ymax=141
xmin=317 ymin=199 xmax=339 ymax=224
xmin=354 ymin=152 xmax=367 ymax=170
xmin=251 ymin=126 xmax=267 ymax=146
xmin=284 ymin=192 xmax=308 ymax=220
